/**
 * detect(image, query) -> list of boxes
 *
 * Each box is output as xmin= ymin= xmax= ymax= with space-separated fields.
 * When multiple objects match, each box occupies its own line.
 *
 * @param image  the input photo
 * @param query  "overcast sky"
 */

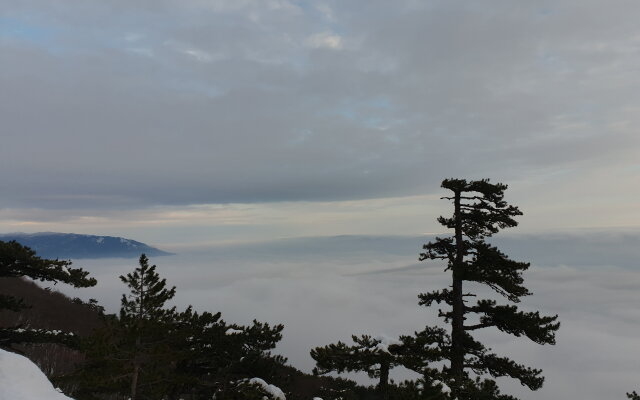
xmin=1 ymin=0 xmax=639 ymax=244
xmin=3 ymin=3 xmax=640 ymax=399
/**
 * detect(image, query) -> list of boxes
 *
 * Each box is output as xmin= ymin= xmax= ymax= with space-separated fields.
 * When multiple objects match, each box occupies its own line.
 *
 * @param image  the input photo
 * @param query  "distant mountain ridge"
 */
xmin=0 ymin=232 xmax=173 ymax=259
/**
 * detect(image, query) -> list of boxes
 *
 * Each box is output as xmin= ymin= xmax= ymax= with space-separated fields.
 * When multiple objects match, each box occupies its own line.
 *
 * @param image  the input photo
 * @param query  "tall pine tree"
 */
xmin=71 ymin=254 xmax=177 ymax=400
xmin=418 ymin=178 xmax=559 ymax=399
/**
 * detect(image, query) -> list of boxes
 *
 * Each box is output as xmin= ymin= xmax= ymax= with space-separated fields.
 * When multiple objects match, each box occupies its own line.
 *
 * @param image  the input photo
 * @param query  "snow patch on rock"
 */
xmin=0 ymin=349 xmax=74 ymax=400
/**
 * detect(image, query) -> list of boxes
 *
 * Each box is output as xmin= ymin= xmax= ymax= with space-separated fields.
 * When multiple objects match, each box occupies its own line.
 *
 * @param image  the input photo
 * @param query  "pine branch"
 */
xmin=420 ymin=237 xmax=456 ymax=261
xmin=463 ymin=242 xmax=531 ymax=302
xmin=463 ymin=322 xmax=493 ymax=331
xmin=469 ymin=300 xmax=560 ymax=345
xmin=419 ymin=289 xmax=454 ymax=307
xmin=475 ymin=353 xmax=544 ymax=390
xmin=0 ymin=240 xmax=96 ymax=289
xmin=0 ymin=327 xmax=79 ymax=348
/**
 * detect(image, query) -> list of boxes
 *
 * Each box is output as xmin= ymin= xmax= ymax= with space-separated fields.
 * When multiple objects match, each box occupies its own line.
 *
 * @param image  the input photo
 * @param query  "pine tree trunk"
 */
xmin=131 ymin=362 xmax=139 ymax=400
xmin=378 ymin=360 xmax=390 ymax=400
xmin=131 ymin=334 xmax=141 ymax=400
xmin=450 ymin=190 xmax=465 ymax=395
xmin=131 ymin=268 xmax=144 ymax=400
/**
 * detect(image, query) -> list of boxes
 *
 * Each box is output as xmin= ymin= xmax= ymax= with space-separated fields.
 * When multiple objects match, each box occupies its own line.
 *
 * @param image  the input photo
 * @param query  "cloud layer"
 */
xmin=61 ymin=233 xmax=640 ymax=400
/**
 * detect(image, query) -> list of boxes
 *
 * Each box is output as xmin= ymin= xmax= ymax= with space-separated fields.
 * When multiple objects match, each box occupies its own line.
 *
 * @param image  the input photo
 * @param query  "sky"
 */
xmin=1 ymin=0 xmax=639 ymax=246
xmin=2 ymin=2 xmax=640 ymax=399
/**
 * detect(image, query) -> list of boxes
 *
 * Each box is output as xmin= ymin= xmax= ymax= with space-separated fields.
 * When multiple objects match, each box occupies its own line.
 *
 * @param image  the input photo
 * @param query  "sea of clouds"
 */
xmin=60 ymin=233 xmax=640 ymax=400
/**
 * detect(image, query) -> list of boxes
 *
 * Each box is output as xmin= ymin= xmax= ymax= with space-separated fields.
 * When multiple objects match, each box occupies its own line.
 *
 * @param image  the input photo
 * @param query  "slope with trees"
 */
xmin=69 ymin=254 xmax=288 ymax=400
xmin=0 ymin=240 xmax=96 ymax=348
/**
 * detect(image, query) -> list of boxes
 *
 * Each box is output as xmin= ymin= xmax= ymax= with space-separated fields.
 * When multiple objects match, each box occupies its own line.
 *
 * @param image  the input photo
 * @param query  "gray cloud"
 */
xmin=1 ymin=0 xmax=639 ymax=209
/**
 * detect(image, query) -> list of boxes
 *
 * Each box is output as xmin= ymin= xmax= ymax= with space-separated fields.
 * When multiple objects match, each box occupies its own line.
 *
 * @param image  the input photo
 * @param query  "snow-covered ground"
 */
xmin=0 ymin=349 xmax=74 ymax=400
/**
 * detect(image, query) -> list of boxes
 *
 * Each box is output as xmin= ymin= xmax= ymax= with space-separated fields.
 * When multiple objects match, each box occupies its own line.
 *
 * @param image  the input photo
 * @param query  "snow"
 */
xmin=226 ymin=328 xmax=243 ymax=335
xmin=373 ymin=343 xmax=392 ymax=353
xmin=119 ymin=238 xmax=138 ymax=247
xmin=433 ymin=379 xmax=451 ymax=394
xmin=373 ymin=334 xmax=402 ymax=346
xmin=0 ymin=349 xmax=74 ymax=400
xmin=12 ymin=328 xmax=73 ymax=337
xmin=248 ymin=377 xmax=286 ymax=400
xmin=372 ymin=334 xmax=402 ymax=354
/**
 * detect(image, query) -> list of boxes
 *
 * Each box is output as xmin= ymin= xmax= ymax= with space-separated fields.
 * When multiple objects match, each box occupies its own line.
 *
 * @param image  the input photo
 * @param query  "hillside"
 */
xmin=0 ymin=277 xmax=105 ymax=377
xmin=0 ymin=232 xmax=172 ymax=259
xmin=0 ymin=278 xmax=377 ymax=399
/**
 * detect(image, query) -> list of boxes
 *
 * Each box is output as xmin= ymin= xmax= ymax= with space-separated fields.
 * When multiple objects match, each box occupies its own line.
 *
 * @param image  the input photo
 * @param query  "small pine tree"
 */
xmin=71 ymin=255 xmax=286 ymax=400
xmin=171 ymin=307 xmax=285 ymax=398
xmin=0 ymin=240 xmax=96 ymax=347
xmin=398 ymin=326 xmax=450 ymax=398
xmin=118 ymin=253 xmax=176 ymax=400
xmin=418 ymin=178 xmax=560 ymax=399
xmin=628 ymin=391 xmax=640 ymax=400
xmin=72 ymin=254 xmax=177 ymax=400
xmin=311 ymin=334 xmax=405 ymax=399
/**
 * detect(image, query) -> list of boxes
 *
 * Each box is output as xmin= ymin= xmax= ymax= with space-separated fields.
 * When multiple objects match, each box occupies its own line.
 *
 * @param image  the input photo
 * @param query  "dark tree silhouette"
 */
xmin=70 ymin=254 xmax=178 ymax=400
xmin=311 ymin=330 xmax=453 ymax=399
xmin=169 ymin=307 xmax=285 ymax=399
xmin=0 ymin=240 xmax=96 ymax=347
xmin=70 ymin=254 xmax=286 ymax=400
xmin=311 ymin=334 xmax=403 ymax=398
xmin=119 ymin=254 xmax=176 ymax=400
xmin=418 ymin=178 xmax=559 ymax=399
